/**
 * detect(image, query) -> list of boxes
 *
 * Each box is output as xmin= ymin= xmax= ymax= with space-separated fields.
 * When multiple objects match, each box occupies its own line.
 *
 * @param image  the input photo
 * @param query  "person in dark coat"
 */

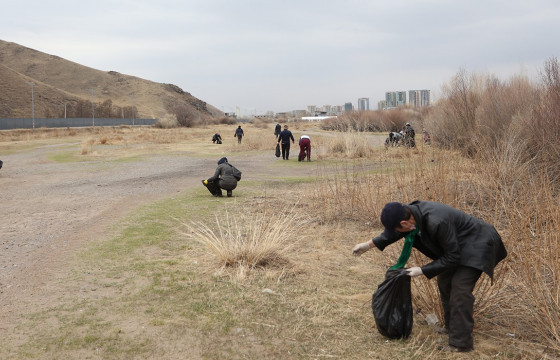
xmin=212 ymin=133 xmax=222 ymax=144
xmin=352 ymin=200 xmax=507 ymax=353
xmin=277 ymin=125 xmax=295 ymax=160
xmin=404 ymin=123 xmax=416 ymax=147
xmin=234 ymin=125 xmax=244 ymax=144
xmin=274 ymin=123 xmax=282 ymax=139
xmin=202 ymin=157 xmax=238 ymax=197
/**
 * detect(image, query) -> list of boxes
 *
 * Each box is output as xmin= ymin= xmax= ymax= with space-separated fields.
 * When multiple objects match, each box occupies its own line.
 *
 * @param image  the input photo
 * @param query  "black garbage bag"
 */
xmin=371 ymin=269 xmax=413 ymax=339
xmin=275 ymin=143 xmax=281 ymax=158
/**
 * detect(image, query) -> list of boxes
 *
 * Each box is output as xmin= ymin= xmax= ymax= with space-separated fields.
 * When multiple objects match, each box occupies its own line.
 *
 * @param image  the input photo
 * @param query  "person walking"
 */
xmin=277 ymin=125 xmax=294 ymax=160
xmin=201 ymin=157 xmax=238 ymax=197
xmin=274 ymin=123 xmax=282 ymax=139
xmin=352 ymin=201 xmax=507 ymax=353
xmin=298 ymin=135 xmax=311 ymax=161
xmin=234 ymin=125 xmax=244 ymax=144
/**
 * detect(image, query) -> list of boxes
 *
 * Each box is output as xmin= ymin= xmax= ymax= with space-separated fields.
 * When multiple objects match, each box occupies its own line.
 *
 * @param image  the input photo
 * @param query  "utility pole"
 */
xmin=30 ymin=82 xmax=35 ymax=130
xmin=90 ymin=89 xmax=95 ymax=126
xmin=130 ymin=93 xmax=135 ymax=126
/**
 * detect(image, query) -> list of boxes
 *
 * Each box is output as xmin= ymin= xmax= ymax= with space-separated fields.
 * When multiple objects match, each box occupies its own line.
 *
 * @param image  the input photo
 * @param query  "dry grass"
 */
xmin=2 ymin=121 xmax=558 ymax=358
xmin=181 ymin=204 xmax=308 ymax=280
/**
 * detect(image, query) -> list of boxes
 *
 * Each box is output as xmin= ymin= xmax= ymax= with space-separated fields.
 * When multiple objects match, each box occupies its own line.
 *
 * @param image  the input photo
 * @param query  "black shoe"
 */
xmin=213 ymin=193 xmax=223 ymax=197
xmin=437 ymin=345 xmax=473 ymax=353
xmin=227 ymin=190 xmax=232 ymax=197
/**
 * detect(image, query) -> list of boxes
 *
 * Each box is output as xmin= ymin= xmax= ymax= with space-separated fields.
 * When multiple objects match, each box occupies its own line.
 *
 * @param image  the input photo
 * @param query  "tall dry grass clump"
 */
xmin=324 ymin=131 xmax=375 ymax=158
xmin=182 ymin=205 xmax=307 ymax=279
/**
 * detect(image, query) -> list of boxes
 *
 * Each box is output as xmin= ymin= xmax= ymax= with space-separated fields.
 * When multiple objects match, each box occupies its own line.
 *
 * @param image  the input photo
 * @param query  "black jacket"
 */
xmin=373 ymin=201 xmax=507 ymax=281
xmin=207 ymin=163 xmax=238 ymax=190
xmin=278 ymin=129 xmax=294 ymax=144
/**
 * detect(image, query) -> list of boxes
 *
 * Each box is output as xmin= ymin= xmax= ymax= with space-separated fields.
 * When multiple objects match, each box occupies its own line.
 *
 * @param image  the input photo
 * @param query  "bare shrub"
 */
xmin=155 ymin=114 xmax=179 ymax=128
xmin=320 ymin=109 xmax=418 ymax=133
xmin=172 ymin=103 xmax=200 ymax=127
xmin=523 ymin=57 xmax=560 ymax=182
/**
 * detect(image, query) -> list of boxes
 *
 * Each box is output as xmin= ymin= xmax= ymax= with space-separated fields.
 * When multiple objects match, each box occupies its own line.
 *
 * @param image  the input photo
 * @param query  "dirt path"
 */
xmin=0 ymin=141 xmax=320 ymax=334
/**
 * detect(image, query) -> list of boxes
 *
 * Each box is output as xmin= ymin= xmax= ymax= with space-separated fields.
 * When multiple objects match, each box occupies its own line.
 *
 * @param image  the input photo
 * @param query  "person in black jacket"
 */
xmin=202 ymin=157 xmax=238 ymax=197
xmin=234 ymin=125 xmax=244 ymax=144
xmin=274 ymin=123 xmax=282 ymax=139
xmin=352 ymin=201 xmax=507 ymax=353
xmin=277 ymin=125 xmax=295 ymax=160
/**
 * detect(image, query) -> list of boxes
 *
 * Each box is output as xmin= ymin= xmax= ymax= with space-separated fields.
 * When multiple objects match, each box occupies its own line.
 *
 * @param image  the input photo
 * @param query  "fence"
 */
xmin=0 ymin=118 xmax=158 ymax=130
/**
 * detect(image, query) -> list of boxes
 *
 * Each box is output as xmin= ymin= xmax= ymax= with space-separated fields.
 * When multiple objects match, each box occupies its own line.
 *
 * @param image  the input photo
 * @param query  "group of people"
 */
xmin=201 ymin=123 xmax=508 ymax=354
xmin=385 ymin=123 xmax=431 ymax=148
xmin=211 ymin=125 xmax=245 ymax=145
xmin=203 ymin=122 xmax=312 ymax=197
xmin=275 ymin=123 xmax=311 ymax=161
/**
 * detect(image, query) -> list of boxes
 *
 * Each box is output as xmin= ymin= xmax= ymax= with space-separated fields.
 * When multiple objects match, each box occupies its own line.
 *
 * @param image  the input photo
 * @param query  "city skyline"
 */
xmin=2 ymin=1 xmax=558 ymax=115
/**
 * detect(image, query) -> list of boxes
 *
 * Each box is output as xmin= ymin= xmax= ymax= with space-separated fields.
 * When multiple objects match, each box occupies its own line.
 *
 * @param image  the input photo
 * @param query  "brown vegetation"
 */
xmin=314 ymin=57 xmax=560 ymax=356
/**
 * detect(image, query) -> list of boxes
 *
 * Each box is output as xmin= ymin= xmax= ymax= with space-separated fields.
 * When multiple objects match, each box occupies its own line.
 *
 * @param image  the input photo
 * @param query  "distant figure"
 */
xmin=298 ymin=135 xmax=311 ymax=162
xmin=202 ymin=157 xmax=239 ymax=197
xmin=0 ymin=159 xmax=3 ymax=171
xmin=277 ymin=125 xmax=295 ymax=160
xmin=234 ymin=125 xmax=244 ymax=144
xmin=212 ymin=133 xmax=222 ymax=144
xmin=422 ymin=128 xmax=431 ymax=145
xmin=404 ymin=123 xmax=416 ymax=148
xmin=385 ymin=132 xmax=402 ymax=148
xmin=274 ymin=123 xmax=282 ymax=139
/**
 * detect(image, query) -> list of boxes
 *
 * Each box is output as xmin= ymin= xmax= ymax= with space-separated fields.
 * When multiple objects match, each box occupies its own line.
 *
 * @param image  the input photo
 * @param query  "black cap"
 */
xmin=380 ymin=202 xmax=406 ymax=230
xmin=218 ymin=157 xmax=228 ymax=165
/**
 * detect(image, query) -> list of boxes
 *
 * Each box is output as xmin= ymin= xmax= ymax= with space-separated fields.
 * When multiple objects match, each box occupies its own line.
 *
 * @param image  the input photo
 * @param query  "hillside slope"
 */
xmin=0 ymin=40 xmax=221 ymax=119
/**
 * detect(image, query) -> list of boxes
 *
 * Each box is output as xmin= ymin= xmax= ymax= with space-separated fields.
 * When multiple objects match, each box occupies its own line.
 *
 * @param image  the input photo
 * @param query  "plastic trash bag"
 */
xmin=275 ymin=143 xmax=281 ymax=158
xmin=371 ymin=269 xmax=413 ymax=339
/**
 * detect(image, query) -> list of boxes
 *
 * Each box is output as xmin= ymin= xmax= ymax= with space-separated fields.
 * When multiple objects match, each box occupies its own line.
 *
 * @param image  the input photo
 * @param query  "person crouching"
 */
xmin=202 ymin=157 xmax=237 ymax=197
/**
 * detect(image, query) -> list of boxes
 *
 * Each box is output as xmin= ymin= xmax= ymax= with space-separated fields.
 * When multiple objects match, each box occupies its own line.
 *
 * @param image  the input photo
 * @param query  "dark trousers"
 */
xmin=203 ymin=181 xmax=222 ymax=196
xmin=437 ymin=266 xmax=482 ymax=349
xmin=236 ymin=135 xmax=242 ymax=144
xmin=281 ymin=143 xmax=290 ymax=160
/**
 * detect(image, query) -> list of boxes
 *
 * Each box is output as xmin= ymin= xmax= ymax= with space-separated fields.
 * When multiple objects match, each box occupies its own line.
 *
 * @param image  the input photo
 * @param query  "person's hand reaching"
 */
xmin=352 ymin=241 xmax=372 ymax=256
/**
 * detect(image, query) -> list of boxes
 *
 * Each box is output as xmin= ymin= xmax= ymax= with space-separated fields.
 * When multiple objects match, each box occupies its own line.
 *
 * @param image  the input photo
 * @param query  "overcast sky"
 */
xmin=2 ymin=0 xmax=559 ymax=114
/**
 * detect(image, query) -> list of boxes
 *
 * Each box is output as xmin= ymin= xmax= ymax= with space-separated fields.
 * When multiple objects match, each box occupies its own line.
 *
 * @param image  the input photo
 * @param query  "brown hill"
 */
xmin=0 ymin=40 xmax=221 ymax=120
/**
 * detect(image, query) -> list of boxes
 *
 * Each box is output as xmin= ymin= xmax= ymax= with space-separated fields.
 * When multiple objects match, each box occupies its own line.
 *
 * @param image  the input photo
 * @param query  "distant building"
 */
xmin=378 ymin=100 xmax=387 ymax=110
xmin=357 ymin=98 xmax=370 ymax=111
xmin=344 ymin=102 xmax=353 ymax=112
xmin=331 ymin=105 xmax=343 ymax=115
xmin=385 ymin=91 xmax=407 ymax=108
xmin=307 ymin=105 xmax=317 ymax=115
xmin=408 ymin=90 xmax=431 ymax=107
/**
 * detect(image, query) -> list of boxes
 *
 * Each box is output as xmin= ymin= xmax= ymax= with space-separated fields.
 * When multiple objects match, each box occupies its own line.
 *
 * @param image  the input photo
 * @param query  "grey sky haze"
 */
xmin=2 ymin=0 xmax=559 ymax=115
